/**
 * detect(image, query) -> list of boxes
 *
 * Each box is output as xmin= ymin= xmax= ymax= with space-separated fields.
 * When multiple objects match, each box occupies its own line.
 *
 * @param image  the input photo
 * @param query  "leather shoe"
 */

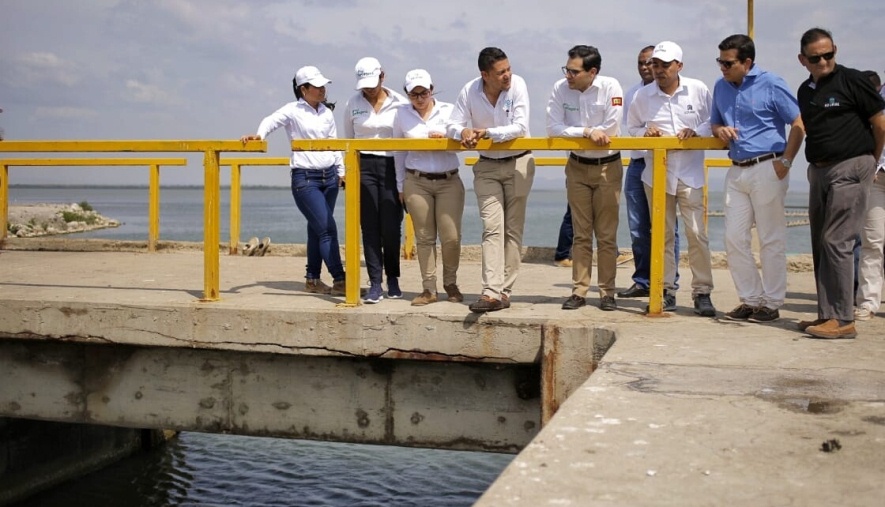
xmin=562 ymin=294 xmax=586 ymax=310
xmin=797 ymin=318 xmax=827 ymax=332
xmin=617 ymin=283 xmax=649 ymax=298
xmin=469 ymin=295 xmax=504 ymax=313
xmin=600 ymin=295 xmax=617 ymax=311
xmin=805 ymin=319 xmax=857 ymax=339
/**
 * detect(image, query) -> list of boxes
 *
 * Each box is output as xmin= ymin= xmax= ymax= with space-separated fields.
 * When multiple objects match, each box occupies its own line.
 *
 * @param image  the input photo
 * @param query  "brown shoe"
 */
xmin=411 ymin=290 xmax=438 ymax=306
xmin=443 ymin=284 xmax=464 ymax=303
xmin=797 ymin=318 xmax=828 ymax=332
xmin=553 ymin=258 xmax=573 ymax=268
xmin=806 ymin=319 xmax=857 ymax=339
xmin=305 ymin=278 xmax=332 ymax=294
xmin=469 ymin=295 xmax=504 ymax=313
xmin=331 ymin=279 xmax=346 ymax=296
xmin=501 ymin=293 xmax=511 ymax=309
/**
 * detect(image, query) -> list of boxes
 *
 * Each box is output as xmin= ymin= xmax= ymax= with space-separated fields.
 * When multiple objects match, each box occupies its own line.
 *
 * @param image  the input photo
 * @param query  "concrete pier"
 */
xmin=0 ymin=244 xmax=883 ymax=505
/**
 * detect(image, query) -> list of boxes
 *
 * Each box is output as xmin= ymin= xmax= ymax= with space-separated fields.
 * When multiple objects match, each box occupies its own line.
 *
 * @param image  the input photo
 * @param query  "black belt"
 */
xmin=478 ymin=151 xmax=531 ymax=163
xmin=569 ymin=152 xmax=621 ymax=165
xmin=360 ymin=153 xmax=392 ymax=159
xmin=406 ymin=168 xmax=458 ymax=180
xmin=732 ymin=152 xmax=782 ymax=168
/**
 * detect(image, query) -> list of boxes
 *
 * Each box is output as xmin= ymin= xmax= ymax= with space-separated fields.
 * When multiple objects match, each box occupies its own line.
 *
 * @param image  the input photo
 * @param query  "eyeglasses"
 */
xmin=408 ymin=90 xmax=432 ymax=100
xmin=650 ymin=60 xmax=674 ymax=69
xmin=716 ymin=58 xmax=740 ymax=69
xmin=561 ymin=66 xmax=583 ymax=77
xmin=804 ymin=51 xmax=835 ymax=64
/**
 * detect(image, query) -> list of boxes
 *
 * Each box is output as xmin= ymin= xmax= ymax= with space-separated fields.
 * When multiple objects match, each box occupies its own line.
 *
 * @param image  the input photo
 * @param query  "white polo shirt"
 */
xmin=393 ymin=101 xmax=460 ymax=192
xmin=623 ymin=80 xmax=652 ymax=160
xmin=255 ymin=99 xmax=344 ymax=176
xmin=626 ymin=76 xmax=712 ymax=193
xmin=343 ymin=88 xmax=409 ymax=157
xmin=546 ymin=75 xmax=623 ymax=158
xmin=446 ymin=74 xmax=531 ymax=159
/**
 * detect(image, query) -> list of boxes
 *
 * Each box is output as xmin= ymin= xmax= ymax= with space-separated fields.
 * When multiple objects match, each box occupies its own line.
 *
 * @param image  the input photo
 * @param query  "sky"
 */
xmin=1 ymin=0 xmax=883 ymax=190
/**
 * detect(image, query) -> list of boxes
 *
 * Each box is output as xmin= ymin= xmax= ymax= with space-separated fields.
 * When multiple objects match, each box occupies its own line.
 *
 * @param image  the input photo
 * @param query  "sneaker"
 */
xmin=362 ymin=282 xmax=383 ymax=304
xmin=748 ymin=306 xmax=780 ymax=323
xmin=693 ymin=294 xmax=716 ymax=317
xmin=553 ymin=258 xmax=573 ymax=268
xmin=806 ymin=319 xmax=857 ymax=339
xmin=501 ymin=293 xmax=511 ymax=309
xmin=444 ymin=284 xmax=464 ymax=303
xmin=331 ymin=279 xmax=346 ymax=296
xmin=469 ymin=295 xmax=504 ymax=313
xmin=647 ymin=293 xmax=677 ymax=313
xmin=387 ymin=277 xmax=403 ymax=299
xmin=854 ymin=306 xmax=874 ymax=321
xmin=725 ymin=304 xmax=757 ymax=321
xmin=411 ymin=290 xmax=438 ymax=306
xmin=304 ymin=278 xmax=331 ymax=294
xmin=561 ymin=294 xmax=586 ymax=310
xmin=600 ymin=295 xmax=617 ymax=311
xmin=617 ymin=283 xmax=650 ymax=298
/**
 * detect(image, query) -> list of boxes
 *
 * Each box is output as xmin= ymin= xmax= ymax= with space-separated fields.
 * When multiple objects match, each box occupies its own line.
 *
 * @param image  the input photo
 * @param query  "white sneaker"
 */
xmin=854 ymin=306 xmax=874 ymax=321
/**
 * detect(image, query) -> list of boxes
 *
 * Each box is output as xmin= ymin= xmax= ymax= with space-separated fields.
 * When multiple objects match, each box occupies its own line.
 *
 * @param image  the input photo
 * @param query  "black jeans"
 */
xmin=360 ymin=154 xmax=403 ymax=284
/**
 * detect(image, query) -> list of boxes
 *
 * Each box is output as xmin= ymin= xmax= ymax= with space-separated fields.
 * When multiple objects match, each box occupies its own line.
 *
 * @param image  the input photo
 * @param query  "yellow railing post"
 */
xmin=148 ymin=163 xmax=161 ymax=252
xmin=0 ymin=162 xmax=7 ymax=240
xmin=403 ymin=214 xmax=415 ymax=260
xmin=647 ymin=148 xmax=669 ymax=316
xmin=229 ymin=163 xmax=242 ymax=255
xmin=202 ymin=149 xmax=221 ymax=301
xmin=343 ymin=147 xmax=361 ymax=307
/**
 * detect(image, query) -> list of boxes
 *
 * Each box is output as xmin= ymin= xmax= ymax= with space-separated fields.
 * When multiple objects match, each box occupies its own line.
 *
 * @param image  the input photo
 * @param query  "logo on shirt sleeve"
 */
xmin=612 ymin=97 xmax=623 ymax=106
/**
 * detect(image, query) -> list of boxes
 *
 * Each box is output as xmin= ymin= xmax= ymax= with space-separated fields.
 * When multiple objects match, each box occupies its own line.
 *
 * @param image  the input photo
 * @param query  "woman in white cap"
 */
xmin=392 ymin=69 xmax=465 ymax=306
xmin=343 ymin=57 xmax=410 ymax=304
xmin=241 ymin=65 xmax=346 ymax=296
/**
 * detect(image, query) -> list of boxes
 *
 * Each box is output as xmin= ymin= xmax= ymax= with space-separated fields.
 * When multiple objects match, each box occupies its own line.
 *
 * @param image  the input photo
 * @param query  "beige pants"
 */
xmin=472 ymin=154 xmax=535 ymax=298
xmin=644 ymin=180 xmax=714 ymax=295
xmin=566 ymin=157 xmax=623 ymax=297
xmin=404 ymin=171 xmax=465 ymax=292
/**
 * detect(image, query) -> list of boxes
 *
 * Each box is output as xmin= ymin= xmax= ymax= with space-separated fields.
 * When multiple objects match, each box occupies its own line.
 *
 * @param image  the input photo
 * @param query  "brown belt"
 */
xmin=406 ymin=168 xmax=458 ymax=180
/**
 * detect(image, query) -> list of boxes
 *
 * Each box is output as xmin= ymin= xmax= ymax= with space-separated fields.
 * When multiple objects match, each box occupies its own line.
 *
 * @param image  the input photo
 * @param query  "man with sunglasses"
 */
xmin=626 ymin=41 xmax=716 ymax=316
xmin=796 ymin=28 xmax=885 ymax=339
xmin=546 ymin=45 xmax=624 ymax=311
xmin=711 ymin=34 xmax=805 ymax=324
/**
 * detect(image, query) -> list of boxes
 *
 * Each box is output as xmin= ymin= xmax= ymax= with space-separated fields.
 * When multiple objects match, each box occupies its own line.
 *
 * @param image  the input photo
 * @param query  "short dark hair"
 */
xmin=478 ymin=47 xmax=508 ymax=72
xmin=292 ymin=79 xmax=335 ymax=111
xmin=800 ymin=27 xmax=833 ymax=54
xmin=568 ymin=45 xmax=602 ymax=72
xmin=640 ymin=45 xmax=655 ymax=54
xmin=718 ymin=34 xmax=755 ymax=63
xmin=862 ymin=70 xmax=882 ymax=89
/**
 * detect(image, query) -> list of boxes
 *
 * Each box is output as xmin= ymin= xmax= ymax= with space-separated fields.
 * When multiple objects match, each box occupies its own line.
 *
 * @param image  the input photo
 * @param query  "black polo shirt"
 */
xmin=798 ymin=64 xmax=885 ymax=164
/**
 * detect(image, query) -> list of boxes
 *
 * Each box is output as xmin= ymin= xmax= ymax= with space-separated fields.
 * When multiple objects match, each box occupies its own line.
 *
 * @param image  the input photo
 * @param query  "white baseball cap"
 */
xmin=354 ymin=57 xmax=382 ymax=89
xmin=295 ymin=66 xmax=331 ymax=87
xmin=404 ymin=69 xmax=433 ymax=93
xmin=652 ymin=41 xmax=683 ymax=63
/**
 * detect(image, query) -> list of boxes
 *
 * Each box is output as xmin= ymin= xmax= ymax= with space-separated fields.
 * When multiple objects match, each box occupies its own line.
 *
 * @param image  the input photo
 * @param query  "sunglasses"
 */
xmin=716 ymin=58 xmax=740 ymax=69
xmin=561 ymin=66 xmax=583 ymax=77
xmin=805 ymin=51 xmax=835 ymax=64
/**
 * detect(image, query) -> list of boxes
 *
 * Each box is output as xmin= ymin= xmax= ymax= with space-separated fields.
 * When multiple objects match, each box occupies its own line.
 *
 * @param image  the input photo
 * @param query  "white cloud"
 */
xmin=124 ymin=79 xmax=172 ymax=105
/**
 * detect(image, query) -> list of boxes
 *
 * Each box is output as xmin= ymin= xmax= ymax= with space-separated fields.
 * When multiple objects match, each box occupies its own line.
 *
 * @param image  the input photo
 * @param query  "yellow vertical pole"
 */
xmin=203 ymin=149 xmax=221 ymax=301
xmin=148 ymin=163 xmax=160 ymax=252
xmin=748 ymin=0 xmax=755 ymax=39
xmin=343 ymin=148 xmax=361 ymax=306
xmin=703 ymin=163 xmax=709 ymax=235
xmin=647 ymin=148 xmax=669 ymax=316
xmin=0 ymin=163 xmax=8 ymax=240
xmin=229 ymin=163 xmax=242 ymax=255
xmin=403 ymin=214 xmax=415 ymax=260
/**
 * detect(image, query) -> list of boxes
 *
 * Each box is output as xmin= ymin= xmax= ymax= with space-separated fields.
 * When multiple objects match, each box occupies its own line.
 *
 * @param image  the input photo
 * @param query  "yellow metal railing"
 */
xmin=0 ymin=157 xmax=188 ymax=251
xmin=0 ymin=141 xmax=267 ymax=301
xmin=287 ymin=137 xmax=727 ymax=313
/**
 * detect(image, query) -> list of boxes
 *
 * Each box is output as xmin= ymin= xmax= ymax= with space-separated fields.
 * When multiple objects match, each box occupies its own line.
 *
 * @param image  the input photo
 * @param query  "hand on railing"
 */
xmin=240 ymin=134 xmax=260 ymax=144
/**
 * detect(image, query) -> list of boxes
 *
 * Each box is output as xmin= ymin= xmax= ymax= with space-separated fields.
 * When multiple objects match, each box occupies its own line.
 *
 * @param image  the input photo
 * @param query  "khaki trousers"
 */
xmin=565 ymin=157 xmax=623 ymax=297
xmin=404 ymin=171 xmax=465 ymax=292
xmin=472 ymin=154 xmax=535 ymax=298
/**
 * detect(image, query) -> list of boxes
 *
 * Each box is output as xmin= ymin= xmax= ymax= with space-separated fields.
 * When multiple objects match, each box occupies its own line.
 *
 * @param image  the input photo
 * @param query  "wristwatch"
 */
xmin=779 ymin=157 xmax=792 ymax=169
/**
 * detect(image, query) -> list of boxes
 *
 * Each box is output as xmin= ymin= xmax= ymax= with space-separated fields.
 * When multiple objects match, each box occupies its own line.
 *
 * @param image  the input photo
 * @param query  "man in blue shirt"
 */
xmin=711 ymin=34 xmax=805 ymax=323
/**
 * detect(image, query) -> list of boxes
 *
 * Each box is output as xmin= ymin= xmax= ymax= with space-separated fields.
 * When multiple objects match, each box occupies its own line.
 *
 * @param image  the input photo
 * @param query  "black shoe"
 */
xmin=748 ymin=306 xmax=780 ymax=323
xmin=617 ymin=283 xmax=650 ymax=298
xmin=725 ymin=304 xmax=756 ymax=321
xmin=600 ymin=295 xmax=617 ymax=311
xmin=693 ymin=294 xmax=716 ymax=317
xmin=469 ymin=295 xmax=504 ymax=313
xmin=561 ymin=295 xmax=586 ymax=310
xmin=647 ymin=293 xmax=677 ymax=313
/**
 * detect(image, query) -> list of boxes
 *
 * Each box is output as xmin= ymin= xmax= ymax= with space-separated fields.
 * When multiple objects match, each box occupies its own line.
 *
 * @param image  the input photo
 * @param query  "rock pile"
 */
xmin=6 ymin=203 xmax=120 ymax=237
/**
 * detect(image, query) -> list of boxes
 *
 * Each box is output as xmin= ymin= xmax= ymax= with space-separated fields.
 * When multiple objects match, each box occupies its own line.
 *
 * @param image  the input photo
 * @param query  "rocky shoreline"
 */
xmin=6 ymin=203 xmax=120 ymax=238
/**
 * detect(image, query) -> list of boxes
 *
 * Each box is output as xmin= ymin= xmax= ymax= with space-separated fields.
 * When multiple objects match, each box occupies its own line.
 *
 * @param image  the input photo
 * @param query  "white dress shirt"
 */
xmin=446 ymin=75 xmax=530 ymax=159
xmin=255 ymin=99 xmax=344 ymax=176
xmin=623 ymin=80 xmax=651 ymax=160
xmin=546 ymin=75 xmax=623 ymax=157
xmin=343 ymin=88 xmax=409 ymax=156
xmin=393 ymin=101 xmax=460 ymax=192
xmin=626 ymin=76 xmax=712 ymax=193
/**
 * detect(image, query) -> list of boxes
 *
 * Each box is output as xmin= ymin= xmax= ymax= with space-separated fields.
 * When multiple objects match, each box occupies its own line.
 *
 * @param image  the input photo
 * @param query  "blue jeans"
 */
xmin=624 ymin=158 xmax=680 ymax=289
xmin=290 ymin=167 xmax=345 ymax=281
xmin=554 ymin=205 xmax=573 ymax=261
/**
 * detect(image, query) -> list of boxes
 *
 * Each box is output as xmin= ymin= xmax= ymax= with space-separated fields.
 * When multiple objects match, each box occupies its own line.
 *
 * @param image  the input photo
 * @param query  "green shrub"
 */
xmin=78 ymin=201 xmax=94 ymax=211
xmin=62 ymin=210 xmax=98 ymax=225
